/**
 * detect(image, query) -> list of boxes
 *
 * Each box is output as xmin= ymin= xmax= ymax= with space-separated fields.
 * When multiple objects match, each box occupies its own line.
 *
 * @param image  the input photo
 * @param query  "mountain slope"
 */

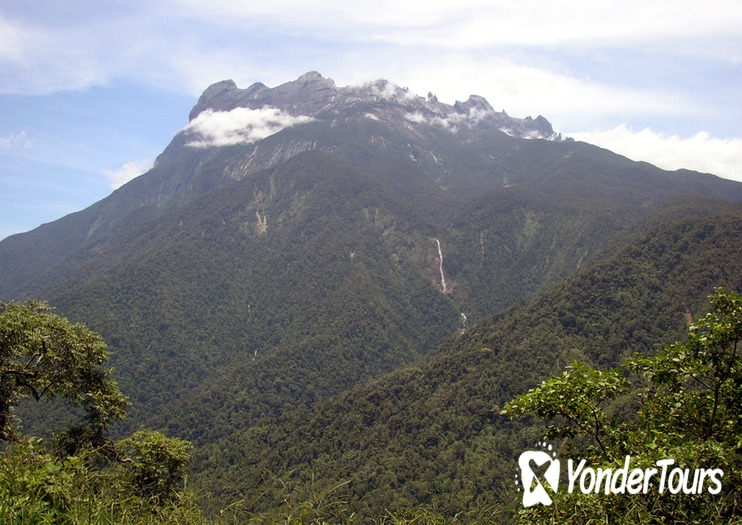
xmin=33 ymin=151 xmax=460 ymax=438
xmin=195 ymin=200 xmax=742 ymax=519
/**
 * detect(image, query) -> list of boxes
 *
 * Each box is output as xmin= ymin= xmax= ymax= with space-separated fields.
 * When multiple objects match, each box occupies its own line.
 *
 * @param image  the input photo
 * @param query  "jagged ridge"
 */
xmin=187 ymin=71 xmax=562 ymax=141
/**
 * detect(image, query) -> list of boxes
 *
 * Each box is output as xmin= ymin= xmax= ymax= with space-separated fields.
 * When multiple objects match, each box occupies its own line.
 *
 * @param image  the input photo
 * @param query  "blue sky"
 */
xmin=1 ymin=0 xmax=741 ymax=239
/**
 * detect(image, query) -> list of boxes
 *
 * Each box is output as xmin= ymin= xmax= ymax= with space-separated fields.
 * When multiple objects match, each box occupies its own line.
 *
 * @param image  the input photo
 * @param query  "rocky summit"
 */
xmin=188 ymin=71 xmax=563 ymax=140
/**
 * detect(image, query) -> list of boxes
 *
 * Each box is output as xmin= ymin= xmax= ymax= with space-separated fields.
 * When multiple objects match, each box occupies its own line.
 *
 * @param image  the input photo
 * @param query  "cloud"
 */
xmin=0 ymin=15 xmax=33 ymax=63
xmin=355 ymin=53 xmax=689 ymax=131
xmin=1 ymin=1 xmax=740 ymax=99
xmin=373 ymin=1 xmax=742 ymax=57
xmin=360 ymin=79 xmax=416 ymax=101
xmin=570 ymin=125 xmax=742 ymax=182
xmin=0 ymin=130 xmax=32 ymax=150
xmin=165 ymin=1 xmax=742 ymax=59
xmin=182 ymin=107 xmax=314 ymax=148
xmin=404 ymin=112 xmax=427 ymax=124
xmin=403 ymin=107 xmax=488 ymax=133
xmin=0 ymin=13 xmax=117 ymax=94
xmin=103 ymin=159 xmax=154 ymax=189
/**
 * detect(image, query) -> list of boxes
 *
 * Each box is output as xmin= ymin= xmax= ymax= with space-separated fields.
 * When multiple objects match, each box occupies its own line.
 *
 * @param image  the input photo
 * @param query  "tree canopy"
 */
xmin=0 ymin=301 xmax=203 ymax=524
xmin=504 ymin=288 xmax=742 ymax=523
xmin=0 ymin=300 xmax=127 ymax=444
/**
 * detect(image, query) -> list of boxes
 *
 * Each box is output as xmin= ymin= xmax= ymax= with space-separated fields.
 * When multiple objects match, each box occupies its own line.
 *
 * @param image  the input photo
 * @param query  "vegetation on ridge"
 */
xmin=0 ymin=301 xmax=203 ymax=524
xmin=2 ymin=210 xmax=740 ymax=522
xmin=505 ymin=288 xmax=742 ymax=523
xmin=191 ymin=203 xmax=742 ymax=520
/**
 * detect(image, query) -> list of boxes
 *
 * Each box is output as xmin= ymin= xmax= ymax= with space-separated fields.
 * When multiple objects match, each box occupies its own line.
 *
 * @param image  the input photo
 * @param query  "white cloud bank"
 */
xmin=103 ymin=159 xmax=154 ymax=189
xmin=182 ymin=107 xmax=314 ymax=148
xmin=570 ymin=126 xmax=742 ymax=182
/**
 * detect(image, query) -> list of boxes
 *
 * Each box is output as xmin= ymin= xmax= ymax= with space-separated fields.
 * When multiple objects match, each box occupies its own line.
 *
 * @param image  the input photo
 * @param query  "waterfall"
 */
xmin=434 ymin=238 xmax=447 ymax=294
xmin=434 ymin=237 xmax=468 ymax=333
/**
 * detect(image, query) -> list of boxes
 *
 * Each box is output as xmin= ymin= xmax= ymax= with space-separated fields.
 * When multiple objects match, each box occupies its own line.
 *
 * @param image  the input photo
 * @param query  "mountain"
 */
xmin=1 ymin=72 xmax=742 ymax=519
xmin=2 ymin=72 xmax=740 ymax=300
xmin=0 ymin=72 xmax=566 ymax=299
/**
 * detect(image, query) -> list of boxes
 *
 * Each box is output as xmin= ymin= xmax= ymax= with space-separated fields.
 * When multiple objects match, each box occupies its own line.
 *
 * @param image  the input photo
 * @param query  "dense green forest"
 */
xmin=4 ymin=199 xmax=741 ymax=523
xmin=0 ymin=301 xmax=204 ymax=524
xmin=3 ymin=288 xmax=740 ymax=523
xmin=189 ymin=202 xmax=742 ymax=521
xmin=3 ymin=173 xmax=742 ymax=524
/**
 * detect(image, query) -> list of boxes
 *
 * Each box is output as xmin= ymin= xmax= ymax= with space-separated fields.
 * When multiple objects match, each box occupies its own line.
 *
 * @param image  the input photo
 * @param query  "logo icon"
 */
xmin=515 ymin=442 xmax=724 ymax=507
xmin=516 ymin=441 xmax=560 ymax=507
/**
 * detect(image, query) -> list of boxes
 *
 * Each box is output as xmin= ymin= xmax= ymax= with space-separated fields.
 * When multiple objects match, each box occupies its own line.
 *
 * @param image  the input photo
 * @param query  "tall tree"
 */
xmin=0 ymin=301 xmax=204 ymax=523
xmin=0 ymin=300 xmax=127 ymax=445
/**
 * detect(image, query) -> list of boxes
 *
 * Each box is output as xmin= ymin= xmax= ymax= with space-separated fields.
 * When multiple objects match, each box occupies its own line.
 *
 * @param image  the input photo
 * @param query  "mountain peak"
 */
xmin=202 ymin=79 xmax=237 ymax=98
xmin=454 ymin=95 xmax=494 ymax=114
xmin=295 ymin=70 xmax=335 ymax=86
xmin=187 ymin=71 xmax=564 ymax=141
xmin=189 ymin=71 xmax=339 ymax=120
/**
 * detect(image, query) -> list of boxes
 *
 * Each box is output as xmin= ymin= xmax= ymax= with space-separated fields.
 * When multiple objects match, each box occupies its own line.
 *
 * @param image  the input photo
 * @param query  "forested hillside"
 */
xmin=193 ymin=200 xmax=742 ymax=520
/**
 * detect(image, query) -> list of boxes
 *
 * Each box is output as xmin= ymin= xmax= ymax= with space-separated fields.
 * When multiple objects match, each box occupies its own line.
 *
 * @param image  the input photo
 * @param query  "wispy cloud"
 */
xmin=372 ymin=1 xmax=742 ymax=57
xmin=182 ymin=107 xmax=314 ymax=148
xmin=0 ymin=13 xmax=114 ymax=94
xmin=4 ymin=1 xmax=740 ymax=95
xmin=0 ymin=130 xmax=32 ymax=150
xmin=403 ymin=108 xmax=488 ymax=132
xmin=165 ymin=1 xmax=742 ymax=59
xmin=570 ymin=125 xmax=742 ymax=182
xmin=103 ymin=159 xmax=154 ymax=189
xmin=360 ymin=79 xmax=415 ymax=101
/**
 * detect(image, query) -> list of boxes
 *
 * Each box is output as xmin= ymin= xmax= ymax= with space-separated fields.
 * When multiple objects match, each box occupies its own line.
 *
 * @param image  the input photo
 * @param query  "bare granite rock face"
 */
xmin=188 ymin=71 xmax=562 ymax=140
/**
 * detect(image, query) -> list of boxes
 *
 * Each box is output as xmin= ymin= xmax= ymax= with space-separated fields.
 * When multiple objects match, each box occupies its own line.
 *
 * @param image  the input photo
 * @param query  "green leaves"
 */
xmin=628 ymin=288 xmax=742 ymax=443
xmin=0 ymin=303 xmax=205 ymax=523
xmin=505 ymin=289 xmax=742 ymax=523
xmin=0 ymin=300 xmax=128 ymax=442
xmin=117 ymin=430 xmax=193 ymax=502
xmin=503 ymin=361 xmax=629 ymax=459
xmin=0 ymin=436 xmax=207 ymax=524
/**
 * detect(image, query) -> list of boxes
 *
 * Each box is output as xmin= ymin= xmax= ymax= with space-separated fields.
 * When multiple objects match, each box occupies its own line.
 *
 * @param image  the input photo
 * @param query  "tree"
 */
xmin=0 ymin=300 xmax=127 ymax=445
xmin=504 ymin=288 xmax=742 ymax=523
xmin=0 ymin=301 xmax=206 ymax=523
xmin=117 ymin=430 xmax=193 ymax=502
